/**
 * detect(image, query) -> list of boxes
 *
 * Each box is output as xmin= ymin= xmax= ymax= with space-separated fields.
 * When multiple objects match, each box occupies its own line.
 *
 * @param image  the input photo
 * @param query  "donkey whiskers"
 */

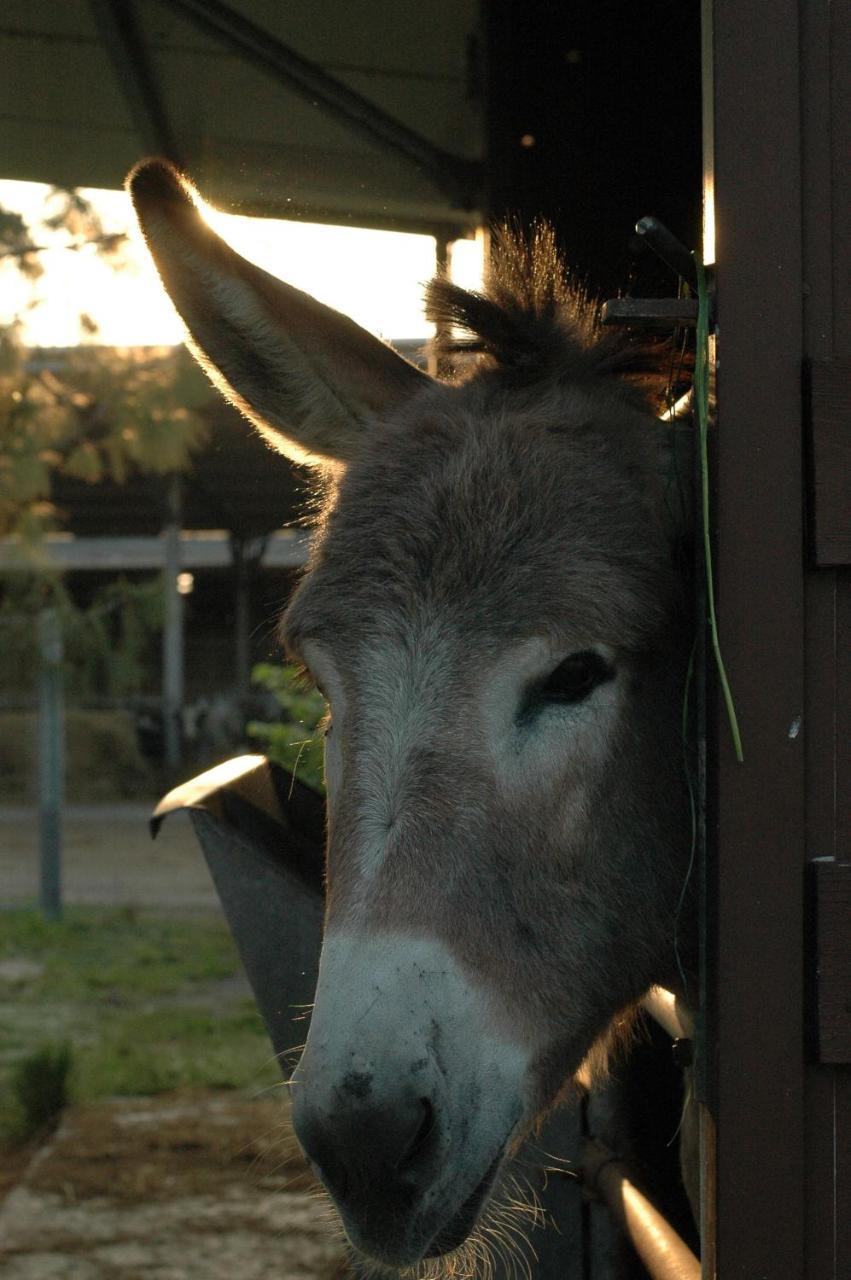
xmin=389 ymin=1168 xmax=542 ymax=1280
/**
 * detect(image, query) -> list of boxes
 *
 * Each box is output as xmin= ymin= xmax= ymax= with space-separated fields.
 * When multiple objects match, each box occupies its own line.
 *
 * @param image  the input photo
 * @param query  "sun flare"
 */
xmin=0 ymin=179 xmax=483 ymax=350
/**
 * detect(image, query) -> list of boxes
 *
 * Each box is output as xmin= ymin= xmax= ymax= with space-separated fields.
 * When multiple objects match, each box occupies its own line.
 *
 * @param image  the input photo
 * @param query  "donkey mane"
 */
xmin=426 ymin=223 xmax=675 ymax=404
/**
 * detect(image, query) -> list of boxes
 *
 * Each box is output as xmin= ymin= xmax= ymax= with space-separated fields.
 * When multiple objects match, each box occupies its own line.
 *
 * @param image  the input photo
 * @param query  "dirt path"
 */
xmin=0 ymin=806 xmax=217 ymax=908
xmin=0 ymin=1091 xmax=347 ymax=1280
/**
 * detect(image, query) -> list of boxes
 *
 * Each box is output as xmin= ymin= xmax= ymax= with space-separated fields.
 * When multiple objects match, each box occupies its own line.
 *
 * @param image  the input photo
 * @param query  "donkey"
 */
xmin=129 ymin=159 xmax=696 ymax=1272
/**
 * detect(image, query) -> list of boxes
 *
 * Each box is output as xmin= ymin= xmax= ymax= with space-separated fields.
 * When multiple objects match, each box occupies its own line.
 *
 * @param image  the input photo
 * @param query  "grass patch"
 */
xmin=0 ymin=906 xmax=239 ymax=1003
xmin=0 ymin=908 xmax=282 ymax=1143
xmin=75 ymin=1003 xmax=281 ymax=1098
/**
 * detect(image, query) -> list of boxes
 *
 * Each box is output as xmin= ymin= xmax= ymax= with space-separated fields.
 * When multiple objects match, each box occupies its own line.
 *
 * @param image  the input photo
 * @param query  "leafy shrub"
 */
xmin=0 ymin=574 xmax=165 ymax=698
xmin=10 ymin=1042 xmax=72 ymax=1140
xmin=247 ymin=662 xmax=327 ymax=793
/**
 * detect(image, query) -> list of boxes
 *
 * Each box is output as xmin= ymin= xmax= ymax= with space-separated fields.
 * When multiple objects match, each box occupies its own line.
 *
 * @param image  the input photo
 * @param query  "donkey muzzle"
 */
xmin=290 ymin=931 xmax=529 ymax=1265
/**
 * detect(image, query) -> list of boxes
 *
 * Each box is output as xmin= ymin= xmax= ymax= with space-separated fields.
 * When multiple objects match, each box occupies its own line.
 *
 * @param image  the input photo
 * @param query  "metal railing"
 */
xmin=577 ymin=986 xmax=701 ymax=1280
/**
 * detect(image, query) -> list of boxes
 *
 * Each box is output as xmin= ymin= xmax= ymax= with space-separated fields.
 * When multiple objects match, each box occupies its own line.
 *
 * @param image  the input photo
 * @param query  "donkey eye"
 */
xmin=542 ymin=651 xmax=613 ymax=703
xmin=522 ymin=651 xmax=613 ymax=719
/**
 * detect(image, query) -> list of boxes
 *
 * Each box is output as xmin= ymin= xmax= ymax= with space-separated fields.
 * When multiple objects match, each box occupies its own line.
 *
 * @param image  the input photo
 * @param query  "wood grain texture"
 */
xmin=812 ymin=861 xmax=851 ymax=1064
xmin=809 ymin=360 xmax=851 ymax=565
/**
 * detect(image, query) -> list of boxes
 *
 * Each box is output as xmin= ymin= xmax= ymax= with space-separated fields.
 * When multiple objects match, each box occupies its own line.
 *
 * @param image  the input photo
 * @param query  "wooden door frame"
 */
xmin=701 ymin=2 xmax=806 ymax=1276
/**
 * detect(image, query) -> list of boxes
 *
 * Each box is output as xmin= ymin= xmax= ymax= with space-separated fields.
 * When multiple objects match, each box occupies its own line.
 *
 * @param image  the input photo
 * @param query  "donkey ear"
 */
xmin=127 ymin=160 xmax=431 ymax=464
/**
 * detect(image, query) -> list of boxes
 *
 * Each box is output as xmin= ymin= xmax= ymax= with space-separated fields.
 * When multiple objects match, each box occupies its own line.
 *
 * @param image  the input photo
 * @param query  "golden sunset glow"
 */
xmin=0 ymin=179 xmax=484 ymax=349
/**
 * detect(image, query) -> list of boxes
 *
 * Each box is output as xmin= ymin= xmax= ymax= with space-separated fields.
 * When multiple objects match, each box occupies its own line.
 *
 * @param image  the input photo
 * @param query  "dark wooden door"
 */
xmin=703 ymin=2 xmax=850 ymax=1276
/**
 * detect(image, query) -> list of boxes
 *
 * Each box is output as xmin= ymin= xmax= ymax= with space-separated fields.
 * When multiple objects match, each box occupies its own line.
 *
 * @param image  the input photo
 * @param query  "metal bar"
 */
xmin=0 ymin=531 xmax=310 ymax=572
xmin=155 ymin=0 xmax=481 ymax=207
xmin=641 ymin=986 xmax=694 ymax=1041
xmin=162 ymin=477 xmax=184 ymax=769
xmin=581 ymin=1138 xmax=700 ymax=1280
xmin=635 ymin=217 xmax=699 ymax=289
xmin=601 ymin=298 xmax=698 ymax=329
xmin=88 ymin=0 xmax=184 ymax=164
xmin=37 ymin=609 xmax=64 ymax=921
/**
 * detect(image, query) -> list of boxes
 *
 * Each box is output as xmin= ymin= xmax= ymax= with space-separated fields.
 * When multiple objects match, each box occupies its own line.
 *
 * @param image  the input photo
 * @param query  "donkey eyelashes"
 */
xmin=519 ymin=650 xmax=614 ymax=721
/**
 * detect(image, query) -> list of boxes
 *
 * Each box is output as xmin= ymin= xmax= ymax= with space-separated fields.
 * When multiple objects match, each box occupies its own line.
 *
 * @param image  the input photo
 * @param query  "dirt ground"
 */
xmin=0 ymin=1091 xmax=349 ymax=1280
xmin=0 ymin=804 xmax=349 ymax=1278
xmin=0 ymin=805 xmax=217 ymax=909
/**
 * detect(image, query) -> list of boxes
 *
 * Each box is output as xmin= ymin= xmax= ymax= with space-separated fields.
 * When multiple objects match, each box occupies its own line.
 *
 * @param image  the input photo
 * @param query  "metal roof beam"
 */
xmin=155 ymin=0 xmax=481 ymax=209
xmin=88 ymin=0 xmax=184 ymax=165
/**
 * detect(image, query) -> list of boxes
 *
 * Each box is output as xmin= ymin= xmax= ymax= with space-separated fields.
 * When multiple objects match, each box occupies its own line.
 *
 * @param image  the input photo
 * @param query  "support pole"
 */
xmin=38 ymin=608 xmax=64 ymax=921
xmin=162 ymin=476 xmax=184 ymax=769
xmin=429 ymin=233 xmax=452 ymax=379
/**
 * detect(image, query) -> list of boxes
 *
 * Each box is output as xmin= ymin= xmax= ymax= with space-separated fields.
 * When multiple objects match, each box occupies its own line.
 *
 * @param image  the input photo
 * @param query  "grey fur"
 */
xmin=130 ymin=159 xmax=696 ymax=1268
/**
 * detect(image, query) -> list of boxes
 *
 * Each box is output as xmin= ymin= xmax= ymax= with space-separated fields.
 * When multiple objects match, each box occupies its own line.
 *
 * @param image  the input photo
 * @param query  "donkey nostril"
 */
xmin=396 ymin=1098 xmax=435 ymax=1172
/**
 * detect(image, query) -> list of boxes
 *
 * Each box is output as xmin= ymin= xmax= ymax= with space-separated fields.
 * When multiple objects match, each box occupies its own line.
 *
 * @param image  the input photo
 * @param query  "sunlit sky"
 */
xmin=0 ymin=179 xmax=483 ymax=348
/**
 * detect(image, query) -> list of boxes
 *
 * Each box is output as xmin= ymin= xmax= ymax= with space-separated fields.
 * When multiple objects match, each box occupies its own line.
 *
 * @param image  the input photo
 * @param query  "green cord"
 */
xmin=674 ymin=634 xmax=699 ymax=999
xmin=693 ymin=254 xmax=744 ymax=763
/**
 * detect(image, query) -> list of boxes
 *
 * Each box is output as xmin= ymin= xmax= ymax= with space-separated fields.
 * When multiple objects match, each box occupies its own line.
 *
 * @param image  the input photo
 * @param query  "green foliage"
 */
xmin=0 ymin=574 xmax=165 ymax=697
xmin=8 ymin=1043 xmax=72 ymax=1141
xmin=0 ymin=186 xmax=210 ymax=543
xmin=0 ymin=343 xmax=210 ymax=540
xmin=247 ymin=662 xmax=327 ymax=793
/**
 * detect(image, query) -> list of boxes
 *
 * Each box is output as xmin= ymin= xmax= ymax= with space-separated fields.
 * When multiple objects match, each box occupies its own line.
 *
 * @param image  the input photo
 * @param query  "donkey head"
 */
xmin=130 ymin=161 xmax=694 ymax=1270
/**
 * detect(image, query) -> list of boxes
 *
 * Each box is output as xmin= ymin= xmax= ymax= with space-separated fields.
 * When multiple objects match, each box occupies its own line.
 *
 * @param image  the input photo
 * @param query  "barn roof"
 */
xmin=1 ymin=0 xmax=481 ymax=235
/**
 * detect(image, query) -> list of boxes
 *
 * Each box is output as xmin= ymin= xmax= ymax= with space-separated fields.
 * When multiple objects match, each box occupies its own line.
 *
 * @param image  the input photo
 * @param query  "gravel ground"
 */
xmin=0 ymin=1093 xmax=348 ymax=1280
xmin=0 ymin=805 xmax=217 ymax=909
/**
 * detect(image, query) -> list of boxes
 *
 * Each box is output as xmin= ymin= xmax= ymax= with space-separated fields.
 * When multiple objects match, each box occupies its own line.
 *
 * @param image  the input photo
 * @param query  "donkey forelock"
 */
xmin=283 ymin=228 xmax=686 ymax=664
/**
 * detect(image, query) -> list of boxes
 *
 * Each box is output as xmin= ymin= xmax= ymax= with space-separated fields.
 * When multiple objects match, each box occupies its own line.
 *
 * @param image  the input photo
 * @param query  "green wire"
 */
xmin=693 ymin=254 xmax=744 ymax=763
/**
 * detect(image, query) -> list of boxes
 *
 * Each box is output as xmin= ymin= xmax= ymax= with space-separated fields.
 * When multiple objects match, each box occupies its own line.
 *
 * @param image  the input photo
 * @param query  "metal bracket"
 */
xmin=601 ymin=297 xmax=698 ymax=329
xmin=601 ymin=216 xmax=712 ymax=330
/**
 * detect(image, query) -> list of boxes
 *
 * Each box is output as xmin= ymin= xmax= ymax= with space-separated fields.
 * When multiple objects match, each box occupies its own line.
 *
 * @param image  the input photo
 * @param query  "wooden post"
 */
xmin=162 ymin=475 xmax=184 ymax=769
xmin=429 ymin=233 xmax=451 ymax=380
xmin=703 ymin=2 xmax=807 ymax=1275
xmin=38 ymin=607 xmax=64 ymax=921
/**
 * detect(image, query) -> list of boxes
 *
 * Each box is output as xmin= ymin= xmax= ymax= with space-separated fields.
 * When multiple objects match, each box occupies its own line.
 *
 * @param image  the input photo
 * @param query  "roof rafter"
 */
xmin=155 ymin=0 xmax=481 ymax=208
xmin=88 ymin=0 xmax=184 ymax=165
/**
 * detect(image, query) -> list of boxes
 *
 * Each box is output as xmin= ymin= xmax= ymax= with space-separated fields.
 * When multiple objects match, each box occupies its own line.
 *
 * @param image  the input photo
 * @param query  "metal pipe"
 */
xmin=642 ymin=985 xmax=694 ymax=1041
xmin=635 ymin=216 xmax=698 ymax=288
xmin=157 ymin=0 xmax=481 ymax=208
xmin=582 ymin=1138 xmax=700 ymax=1280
